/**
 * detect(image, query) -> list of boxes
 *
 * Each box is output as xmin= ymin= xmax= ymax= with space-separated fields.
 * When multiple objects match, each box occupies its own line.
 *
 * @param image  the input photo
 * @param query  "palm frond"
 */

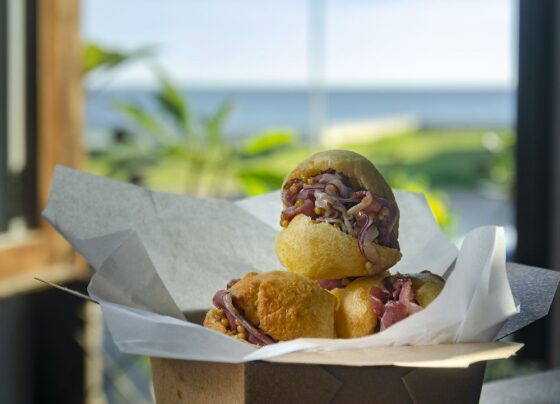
xmin=205 ymin=99 xmax=234 ymax=146
xmin=154 ymin=69 xmax=191 ymax=137
xmin=83 ymin=43 xmax=154 ymax=75
xmin=112 ymin=100 xmax=177 ymax=146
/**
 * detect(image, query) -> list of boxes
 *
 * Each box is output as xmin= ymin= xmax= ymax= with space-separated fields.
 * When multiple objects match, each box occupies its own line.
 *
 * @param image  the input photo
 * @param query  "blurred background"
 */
xmin=0 ymin=0 xmax=558 ymax=402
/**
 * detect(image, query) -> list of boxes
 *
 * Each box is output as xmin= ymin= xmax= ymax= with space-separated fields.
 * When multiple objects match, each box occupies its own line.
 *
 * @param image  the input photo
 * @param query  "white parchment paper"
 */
xmin=43 ymin=166 xmax=519 ymax=363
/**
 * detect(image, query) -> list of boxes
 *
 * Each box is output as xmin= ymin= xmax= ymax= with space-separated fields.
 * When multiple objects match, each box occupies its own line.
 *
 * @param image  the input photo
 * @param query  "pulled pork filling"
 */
xmin=211 ymin=283 xmax=276 ymax=346
xmin=281 ymin=169 xmax=400 ymax=264
xmin=369 ymin=276 xmax=422 ymax=331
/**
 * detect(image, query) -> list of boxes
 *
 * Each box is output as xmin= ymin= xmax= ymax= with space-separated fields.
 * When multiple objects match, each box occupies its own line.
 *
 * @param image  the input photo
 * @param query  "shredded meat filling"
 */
xmin=281 ymin=169 xmax=400 ymax=263
xmin=212 ymin=288 xmax=276 ymax=346
xmin=369 ymin=276 xmax=423 ymax=331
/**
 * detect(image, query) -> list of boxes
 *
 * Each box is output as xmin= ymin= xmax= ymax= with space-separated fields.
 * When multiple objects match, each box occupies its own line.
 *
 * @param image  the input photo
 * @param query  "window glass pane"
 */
xmin=82 ymin=0 xmax=308 ymax=151
xmin=83 ymin=0 xmax=516 ymax=249
xmin=322 ymin=0 xmax=517 ymax=255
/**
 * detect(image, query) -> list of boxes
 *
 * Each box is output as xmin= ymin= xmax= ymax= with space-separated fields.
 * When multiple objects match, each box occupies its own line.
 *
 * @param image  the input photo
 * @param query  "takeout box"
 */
xmin=42 ymin=167 xmax=560 ymax=404
xmin=151 ymin=357 xmax=487 ymax=404
xmin=150 ymin=262 xmax=554 ymax=404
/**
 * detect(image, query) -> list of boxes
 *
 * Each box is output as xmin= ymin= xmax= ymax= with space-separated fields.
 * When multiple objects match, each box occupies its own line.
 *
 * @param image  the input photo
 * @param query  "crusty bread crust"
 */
xmin=203 ymin=311 xmax=228 ymax=333
xmin=330 ymin=271 xmax=444 ymax=338
xmin=331 ymin=274 xmax=387 ymax=338
xmin=283 ymin=150 xmax=396 ymax=214
xmin=276 ymin=214 xmax=401 ymax=279
xmin=228 ymin=271 xmax=337 ymax=341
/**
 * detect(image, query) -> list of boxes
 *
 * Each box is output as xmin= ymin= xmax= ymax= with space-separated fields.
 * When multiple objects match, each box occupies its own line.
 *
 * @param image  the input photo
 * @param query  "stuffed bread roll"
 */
xmin=331 ymin=271 xmax=444 ymax=338
xmin=203 ymin=271 xmax=337 ymax=345
xmin=275 ymin=150 xmax=401 ymax=280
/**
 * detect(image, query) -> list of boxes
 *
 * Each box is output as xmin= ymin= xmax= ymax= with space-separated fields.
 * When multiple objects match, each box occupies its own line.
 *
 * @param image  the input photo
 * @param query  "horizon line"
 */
xmin=86 ymin=82 xmax=516 ymax=92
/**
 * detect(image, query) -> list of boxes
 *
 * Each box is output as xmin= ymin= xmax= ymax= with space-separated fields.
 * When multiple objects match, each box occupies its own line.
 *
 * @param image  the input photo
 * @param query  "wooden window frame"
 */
xmin=0 ymin=0 xmax=88 ymax=298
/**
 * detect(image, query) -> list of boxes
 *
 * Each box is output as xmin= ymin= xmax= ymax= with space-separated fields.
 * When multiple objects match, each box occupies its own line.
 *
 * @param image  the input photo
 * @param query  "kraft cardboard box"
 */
xmin=151 ymin=358 xmax=486 ymax=404
xmin=148 ymin=339 xmax=517 ymax=404
xmin=146 ymin=262 xmax=559 ymax=404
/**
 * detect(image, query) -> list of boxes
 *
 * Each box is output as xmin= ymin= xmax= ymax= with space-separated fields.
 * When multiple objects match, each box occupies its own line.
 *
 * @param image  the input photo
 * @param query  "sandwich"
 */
xmin=331 ymin=271 xmax=445 ymax=338
xmin=204 ymin=150 xmax=443 ymax=344
xmin=203 ymin=270 xmax=337 ymax=345
xmin=275 ymin=150 xmax=401 ymax=281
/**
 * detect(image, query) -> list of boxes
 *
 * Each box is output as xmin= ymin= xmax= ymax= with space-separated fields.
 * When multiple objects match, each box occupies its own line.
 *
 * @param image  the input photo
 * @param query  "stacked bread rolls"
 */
xmin=204 ymin=150 xmax=444 ymax=345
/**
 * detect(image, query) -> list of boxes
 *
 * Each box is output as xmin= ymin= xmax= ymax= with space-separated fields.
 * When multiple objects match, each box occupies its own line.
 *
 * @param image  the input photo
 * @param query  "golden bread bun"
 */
xmin=277 ymin=150 xmax=401 ymax=279
xmin=227 ymin=271 xmax=337 ymax=341
xmin=331 ymin=273 xmax=387 ymax=338
xmin=276 ymin=214 xmax=402 ymax=279
xmin=330 ymin=271 xmax=445 ymax=338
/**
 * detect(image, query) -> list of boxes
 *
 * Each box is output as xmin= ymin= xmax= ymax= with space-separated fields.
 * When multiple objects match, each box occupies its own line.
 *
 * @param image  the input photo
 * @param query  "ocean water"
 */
xmin=86 ymin=88 xmax=515 ymax=149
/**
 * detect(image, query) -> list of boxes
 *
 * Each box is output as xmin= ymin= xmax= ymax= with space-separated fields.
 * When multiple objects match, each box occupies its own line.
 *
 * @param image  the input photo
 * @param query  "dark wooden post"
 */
xmin=516 ymin=0 xmax=560 ymax=367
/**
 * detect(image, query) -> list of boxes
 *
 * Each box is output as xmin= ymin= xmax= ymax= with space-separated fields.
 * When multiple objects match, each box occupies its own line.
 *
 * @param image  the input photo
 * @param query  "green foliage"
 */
xmin=100 ymin=139 xmax=162 ymax=184
xmin=83 ymin=43 xmax=154 ymax=75
xmin=111 ymin=101 xmax=170 ymax=144
xmin=236 ymin=168 xmax=286 ymax=196
xmin=102 ymin=68 xmax=297 ymax=196
xmin=241 ymin=129 xmax=296 ymax=157
xmin=342 ymin=129 xmax=514 ymax=189
xmin=484 ymin=358 xmax=544 ymax=383
xmin=386 ymin=171 xmax=456 ymax=234
xmin=81 ymin=40 xmax=300 ymax=194
xmin=154 ymin=69 xmax=192 ymax=136
xmin=91 ymin=123 xmax=514 ymax=203
xmin=205 ymin=100 xmax=234 ymax=146
xmin=85 ymin=44 xmax=515 ymax=202
xmin=483 ymin=131 xmax=515 ymax=195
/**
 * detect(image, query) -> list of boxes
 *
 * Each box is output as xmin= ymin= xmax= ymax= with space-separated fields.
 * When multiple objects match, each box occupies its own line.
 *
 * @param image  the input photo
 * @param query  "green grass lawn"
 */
xmin=87 ymin=128 xmax=514 ymax=196
xmin=348 ymin=129 xmax=514 ymax=188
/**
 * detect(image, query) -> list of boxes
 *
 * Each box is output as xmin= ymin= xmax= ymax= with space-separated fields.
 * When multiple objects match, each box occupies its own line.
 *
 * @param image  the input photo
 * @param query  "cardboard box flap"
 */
xmin=496 ymin=263 xmax=560 ymax=340
xmin=266 ymin=341 xmax=522 ymax=368
xmin=402 ymin=363 xmax=486 ymax=404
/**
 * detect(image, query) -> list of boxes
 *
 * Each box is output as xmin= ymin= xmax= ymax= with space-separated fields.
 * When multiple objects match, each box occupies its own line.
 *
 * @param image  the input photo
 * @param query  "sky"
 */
xmin=82 ymin=0 xmax=517 ymax=89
